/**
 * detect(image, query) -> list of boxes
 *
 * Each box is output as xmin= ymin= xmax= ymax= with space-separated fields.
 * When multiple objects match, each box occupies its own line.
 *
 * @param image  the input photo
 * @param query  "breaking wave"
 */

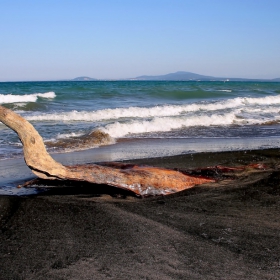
xmin=45 ymin=129 xmax=115 ymax=152
xmin=3 ymin=93 xmax=280 ymax=142
xmin=100 ymin=110 xmax=277 ymax=138
xmin=24 ymin=94 xmax=280 ymax=122
xmin=0 ymin=92 xmax=56 ymax=104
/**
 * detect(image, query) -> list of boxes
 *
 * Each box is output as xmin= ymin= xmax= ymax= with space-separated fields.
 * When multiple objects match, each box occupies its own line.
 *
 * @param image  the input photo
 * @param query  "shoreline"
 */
xmin=0 ymin=146 xmax=280 ymax=196
xmin=2 ymin=135 xmax=280 ymax=162
xmin=1 ymin=146 xmax=280 ymax=278
xmin=1 ymin=136 xmax=280 ymax=187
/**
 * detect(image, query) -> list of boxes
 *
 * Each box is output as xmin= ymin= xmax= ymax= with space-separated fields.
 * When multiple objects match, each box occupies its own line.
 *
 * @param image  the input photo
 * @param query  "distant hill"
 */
xmin=70 ymin=73 xmax=280 ymax=82
xmin=71 ymin=76 xmax=98 ymax=81
xmin=134 ymin=71 xmax=215 ymax=81
xmin=133 ymin=71 xmax=280 ymax=82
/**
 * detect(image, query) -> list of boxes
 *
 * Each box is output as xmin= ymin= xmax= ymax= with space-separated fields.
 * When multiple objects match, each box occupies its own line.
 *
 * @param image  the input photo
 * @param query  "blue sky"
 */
xmin=1 ymin=0 xmax=280 ymax=81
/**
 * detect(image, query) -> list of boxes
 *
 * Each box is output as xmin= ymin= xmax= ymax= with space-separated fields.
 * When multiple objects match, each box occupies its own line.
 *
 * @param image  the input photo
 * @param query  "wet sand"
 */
xmin=1 ymin=149 xmax=280 ymax=279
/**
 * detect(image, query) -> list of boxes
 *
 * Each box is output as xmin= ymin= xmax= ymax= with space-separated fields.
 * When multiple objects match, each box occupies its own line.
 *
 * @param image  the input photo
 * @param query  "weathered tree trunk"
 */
xmin=0 ymin=105 xmax=215 ymax=196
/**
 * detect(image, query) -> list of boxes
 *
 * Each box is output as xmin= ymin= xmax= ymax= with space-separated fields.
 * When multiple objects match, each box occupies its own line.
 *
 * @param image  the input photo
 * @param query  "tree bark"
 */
xmin=0 ymin=105 xmax=215 ymax=196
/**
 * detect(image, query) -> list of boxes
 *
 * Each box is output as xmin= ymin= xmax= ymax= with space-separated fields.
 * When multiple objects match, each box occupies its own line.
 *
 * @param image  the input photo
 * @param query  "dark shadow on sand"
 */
xmin=1 ymin=149 xmax=280 ymax=279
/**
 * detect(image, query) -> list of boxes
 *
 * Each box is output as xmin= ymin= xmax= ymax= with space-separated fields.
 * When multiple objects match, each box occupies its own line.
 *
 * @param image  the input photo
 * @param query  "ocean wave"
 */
xmin=0 ymin=92 xmax=56 ymax=104
xmin=101 ymin=111 xmax=280 ymax=138
xmin=45 ymin=129 xmax=115 ymax=152
xmin=56 ymin=132 xmax=85 ymax=139
xmin=242 ymin=107 xmax=280 ymax=114
xmin=25 ymin=94 xmax=280 ymax=122
xmin=217 ymin=89 xmax=232 ymax=92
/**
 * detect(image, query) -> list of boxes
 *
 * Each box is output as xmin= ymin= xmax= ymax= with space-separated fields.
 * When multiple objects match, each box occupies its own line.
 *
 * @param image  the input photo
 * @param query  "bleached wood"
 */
xmin=0 ymin=105 xmax=214 ymax=196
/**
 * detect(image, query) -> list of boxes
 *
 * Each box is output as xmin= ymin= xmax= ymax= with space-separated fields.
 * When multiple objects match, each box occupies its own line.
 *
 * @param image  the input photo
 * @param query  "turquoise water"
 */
xmin=1 ymin=80 xmax=280 ymax=159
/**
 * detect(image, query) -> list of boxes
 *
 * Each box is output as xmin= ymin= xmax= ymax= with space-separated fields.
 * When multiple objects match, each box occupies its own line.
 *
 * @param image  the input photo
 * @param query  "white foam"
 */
xmin=25 ymin=94 xmax=280 ymax=123
xmin=101 ymin=110 xmax=273 ymax=138
xmin=56 ymin=132 xmax=84 ymax=139
xmin=12 ymin=94 xmax=280 ymax=139
xmin=239 ymin=95 xmax=280 ymax=105
xmin=0 ymin=92 xmax=56 ymax=104
xmin=242 ymin=107 xmax=280 ymax=114
xmin=23 ymin=101 xmax=229 ymax=122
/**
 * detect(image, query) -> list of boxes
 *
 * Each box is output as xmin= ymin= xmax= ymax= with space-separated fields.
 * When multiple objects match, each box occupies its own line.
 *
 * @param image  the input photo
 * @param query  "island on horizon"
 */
xmin=71 ymin=71 xmax=280 ymax=82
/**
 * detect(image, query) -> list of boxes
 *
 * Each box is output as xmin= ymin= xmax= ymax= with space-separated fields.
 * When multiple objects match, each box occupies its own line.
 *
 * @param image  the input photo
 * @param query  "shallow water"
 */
xmin=1 ymin=136 xmax=280 ymax=196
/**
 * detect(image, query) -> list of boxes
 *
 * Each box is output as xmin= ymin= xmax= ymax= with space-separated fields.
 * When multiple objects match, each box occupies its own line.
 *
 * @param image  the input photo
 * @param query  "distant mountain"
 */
xmin=70 ymin=73 xmax=280 ymax=82
xmin=71 ymin=76 xmax=98 ymax=81
xmin=133 ymin=71 xmax=280 ymax=82
xmin=134 ymin=71 xmax=216 ymax=81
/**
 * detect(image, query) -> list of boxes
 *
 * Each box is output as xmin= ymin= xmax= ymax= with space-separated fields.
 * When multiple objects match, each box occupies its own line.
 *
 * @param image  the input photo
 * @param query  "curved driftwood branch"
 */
xmin=0 ymin=105 xmax=215 ymax=196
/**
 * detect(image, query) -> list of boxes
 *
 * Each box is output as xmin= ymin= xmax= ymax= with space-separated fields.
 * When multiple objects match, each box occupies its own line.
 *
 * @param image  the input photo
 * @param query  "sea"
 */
xmin=1 ymin=80 xmax=280 ymax=162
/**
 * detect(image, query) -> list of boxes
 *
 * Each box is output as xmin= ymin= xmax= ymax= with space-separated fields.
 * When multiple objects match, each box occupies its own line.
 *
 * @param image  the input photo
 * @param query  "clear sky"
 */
xmin=1 ymin=0 xmax=280 ymax=81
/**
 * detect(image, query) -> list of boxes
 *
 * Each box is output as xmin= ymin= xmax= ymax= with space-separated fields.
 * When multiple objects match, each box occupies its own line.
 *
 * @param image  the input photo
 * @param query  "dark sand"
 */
xmin=1 ymin=149 xmax=280 ymax=279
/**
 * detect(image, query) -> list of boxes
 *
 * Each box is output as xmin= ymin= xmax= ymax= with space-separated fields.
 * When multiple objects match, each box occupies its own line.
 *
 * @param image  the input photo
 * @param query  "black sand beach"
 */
xmin=1 ymin=149 xmax=280 ymax=279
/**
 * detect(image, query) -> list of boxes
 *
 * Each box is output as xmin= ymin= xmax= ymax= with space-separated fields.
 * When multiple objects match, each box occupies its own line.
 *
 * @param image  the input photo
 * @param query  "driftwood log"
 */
xmin=0 ymin=105 xmax=216 ymax=196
